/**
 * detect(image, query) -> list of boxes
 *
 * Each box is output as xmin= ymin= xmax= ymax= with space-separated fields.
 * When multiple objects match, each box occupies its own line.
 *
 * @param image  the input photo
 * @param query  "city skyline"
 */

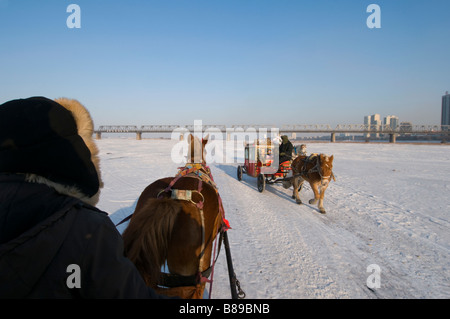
xmin=362 ymin=91 xmax=450 ymax=129
xmin=1 ymin=1 xmax=449 ymax=127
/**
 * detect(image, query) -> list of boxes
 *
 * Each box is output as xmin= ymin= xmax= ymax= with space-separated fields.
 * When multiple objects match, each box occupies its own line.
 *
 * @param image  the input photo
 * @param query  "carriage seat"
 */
xmin=277 ymin=160 xmax=291 ymax=173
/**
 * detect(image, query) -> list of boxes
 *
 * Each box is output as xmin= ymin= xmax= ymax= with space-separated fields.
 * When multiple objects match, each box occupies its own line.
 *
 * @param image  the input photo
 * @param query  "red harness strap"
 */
xmin=160 ymin=163 xmax=230 ymax=231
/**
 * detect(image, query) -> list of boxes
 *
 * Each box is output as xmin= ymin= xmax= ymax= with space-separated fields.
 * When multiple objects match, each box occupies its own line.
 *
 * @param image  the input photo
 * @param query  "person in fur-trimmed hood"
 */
xmin=0 ymin=97 xmax=163 ymax=298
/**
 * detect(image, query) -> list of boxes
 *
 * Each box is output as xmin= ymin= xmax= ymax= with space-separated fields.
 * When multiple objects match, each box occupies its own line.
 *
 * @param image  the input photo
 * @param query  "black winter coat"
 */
xmin=0 ymin=174 xmax=161 ymax=298
xmin=279 ymin=141 xmax=294 ymax=163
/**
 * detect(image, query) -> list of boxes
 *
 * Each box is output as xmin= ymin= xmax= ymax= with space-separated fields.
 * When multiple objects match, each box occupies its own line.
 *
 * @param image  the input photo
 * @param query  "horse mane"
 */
xmin=122 ymin=198 xmax=182 ymax=286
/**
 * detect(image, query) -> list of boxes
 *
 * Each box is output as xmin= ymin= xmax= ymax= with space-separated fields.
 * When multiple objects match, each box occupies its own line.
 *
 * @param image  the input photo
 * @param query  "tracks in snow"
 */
xmin=211 ymin=165 xmax=350 ymax=298
xmin=211 ymin=163 xmax=450 ymax=299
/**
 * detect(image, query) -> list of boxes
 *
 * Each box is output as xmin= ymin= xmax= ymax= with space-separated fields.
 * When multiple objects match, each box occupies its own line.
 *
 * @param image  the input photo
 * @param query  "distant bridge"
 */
xmin=94 ymin=124 xmax=450 ymax=143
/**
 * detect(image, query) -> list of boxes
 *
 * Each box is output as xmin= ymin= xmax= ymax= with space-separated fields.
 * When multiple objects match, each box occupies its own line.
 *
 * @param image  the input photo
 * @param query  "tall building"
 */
xmin=364 ymin=114 xmax=381 ymax=138
xmin=364 ymin=115 xmax=371 ymax=138
xmin=372 ymin=114 xmax=381 ymax=138
xmin=442 ymin=91 xmax=450 ymax=129
xmin=384 ymin=115 xmax=399 ymax=130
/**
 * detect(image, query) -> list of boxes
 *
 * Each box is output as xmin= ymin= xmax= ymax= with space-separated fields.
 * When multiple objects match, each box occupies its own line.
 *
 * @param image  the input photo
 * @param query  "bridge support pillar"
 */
xmin=389 ymin=133 xmax=396 ymax=143
xmin=330 ymin=132 xmax=336 ymax=143
xmin=95 ymin=132 xmax=101 ymax=140
xmin=136 ymin=132 xmax=142 ymax=140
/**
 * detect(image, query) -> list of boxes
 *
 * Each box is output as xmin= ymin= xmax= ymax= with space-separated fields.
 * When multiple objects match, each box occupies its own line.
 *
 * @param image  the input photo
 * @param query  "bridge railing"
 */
xmin=94 ymin=124 xmax=450 ymax=135
xmin=97 ymin=125 xmax=139 ymax=133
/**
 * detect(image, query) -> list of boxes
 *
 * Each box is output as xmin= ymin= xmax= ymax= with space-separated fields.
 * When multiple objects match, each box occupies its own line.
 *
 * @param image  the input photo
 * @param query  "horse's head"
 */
xmin=187 ymin=134 xmax=209 ymax=164
xmin=319 ymin=154 xmax=334 ymax=186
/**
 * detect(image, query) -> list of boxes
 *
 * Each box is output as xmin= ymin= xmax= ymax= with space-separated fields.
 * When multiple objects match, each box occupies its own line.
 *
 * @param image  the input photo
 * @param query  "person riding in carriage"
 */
xmin=279 ymin=135 xmax=294 ymax=164
xmin=297 ymin=144 xmax=307 ymax=156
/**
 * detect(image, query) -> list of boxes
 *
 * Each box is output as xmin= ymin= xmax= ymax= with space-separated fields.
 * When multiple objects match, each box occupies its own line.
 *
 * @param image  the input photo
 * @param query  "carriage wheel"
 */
xmin=237 ymin=165 xmax=243 ymax=181
xmin=257 ymin=174 xmax=265 ymax=193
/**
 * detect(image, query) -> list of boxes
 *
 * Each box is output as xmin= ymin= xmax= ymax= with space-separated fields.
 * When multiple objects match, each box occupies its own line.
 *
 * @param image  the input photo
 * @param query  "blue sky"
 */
xmin=1 ymin=0 xmax=449 ymax=127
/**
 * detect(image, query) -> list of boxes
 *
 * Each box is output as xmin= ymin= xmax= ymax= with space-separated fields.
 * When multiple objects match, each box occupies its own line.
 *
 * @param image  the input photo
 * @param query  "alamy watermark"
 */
xmin=366 ymin=264 xmax=381 ymax=289
xmin=66 ymin=264 xmax=81 ymax=289
xmin=66 ymin=4 xmax=81 ymax=29
xmin=170 ymin=120 xmax=281 ymax=169
xmin=366 ymin=4 xmax=381 ymax=29
xmin=65 ymin=4 xmax=381 ymax=30
xmin=66 ymin=263 xmax=382 ymax=291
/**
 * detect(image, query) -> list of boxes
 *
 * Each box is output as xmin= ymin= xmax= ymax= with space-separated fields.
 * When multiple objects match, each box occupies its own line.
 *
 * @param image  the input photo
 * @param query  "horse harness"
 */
xmin=116 ymin=162 xmax=245 ymax=298
xmin=297 ymin=153 xmax=336 ymax=183
xmin=156 ymin=163 xmax=231 ymax=289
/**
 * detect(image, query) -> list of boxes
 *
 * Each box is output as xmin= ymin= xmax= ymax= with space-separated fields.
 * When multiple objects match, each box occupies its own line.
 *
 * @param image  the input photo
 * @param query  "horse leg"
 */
xmin=308 ymin=182 xmax=319 ymax=206
xmin=318 ymin=185 xmax=328 ymax=214
xmin=291 ymin=177 xmax=299 ymax=201
xmin=292 ymin=177 xmax=304 ymax=204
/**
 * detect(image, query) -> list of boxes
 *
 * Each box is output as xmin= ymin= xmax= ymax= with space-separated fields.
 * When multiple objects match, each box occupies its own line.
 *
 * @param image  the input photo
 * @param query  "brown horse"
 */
xmin=122 ymin=134 xmax=229 ymax=298
xmin=291 ymin=153 xmax=335 ymax=214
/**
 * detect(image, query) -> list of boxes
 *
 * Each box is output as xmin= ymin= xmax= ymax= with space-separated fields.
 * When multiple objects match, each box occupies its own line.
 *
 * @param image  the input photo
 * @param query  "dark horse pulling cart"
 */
xmin=237 ymin=139 xmax=294 ymax=192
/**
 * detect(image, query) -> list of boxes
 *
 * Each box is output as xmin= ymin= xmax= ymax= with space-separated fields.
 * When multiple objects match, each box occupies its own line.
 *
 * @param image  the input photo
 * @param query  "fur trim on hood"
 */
xmin=0 ymin=97 xmax=103 ymax=206
xmin=54 ymin=97 xmax=103 ymax=205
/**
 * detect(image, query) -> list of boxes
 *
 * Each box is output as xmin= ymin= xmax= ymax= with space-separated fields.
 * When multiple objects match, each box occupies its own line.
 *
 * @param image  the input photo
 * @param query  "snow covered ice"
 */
xmin=97 ymin=138 xmax=450 ymax=299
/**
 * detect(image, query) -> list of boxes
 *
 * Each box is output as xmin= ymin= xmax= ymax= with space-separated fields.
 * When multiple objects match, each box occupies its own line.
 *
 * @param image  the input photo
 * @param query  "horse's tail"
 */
xmin=122 ymin=198 xmax=182 ymax=287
